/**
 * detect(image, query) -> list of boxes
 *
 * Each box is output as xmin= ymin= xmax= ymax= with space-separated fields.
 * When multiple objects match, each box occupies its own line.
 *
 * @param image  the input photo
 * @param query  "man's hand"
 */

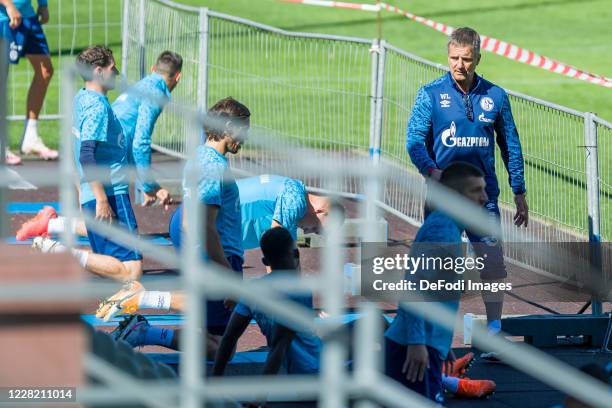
xmin=142 ymin=191 xmax=157 ymax=207
xmin=37 ymin=5 xmax=49 ymax=24
xmin=96 ymin=199 xmax=115 ymax=223
xmin=6 ymin=3 xmax=22 ymax=29
xmin=513 ymin=193 xmax=529 ymax=227
xmin=443 ymin=349 xmax=456 ymax=376
xmin=142 ymin=188 xmax=172 ymax=210
xmin=156 ymin=188 xmax=172 ymax=210
xmin=402 ymin=344 xmax=429 ymax=382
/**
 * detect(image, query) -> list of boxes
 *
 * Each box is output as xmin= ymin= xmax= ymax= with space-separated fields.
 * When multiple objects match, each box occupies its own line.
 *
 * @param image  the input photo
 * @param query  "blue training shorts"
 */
xmin=82 ymin=194 xmax=142 ymax=262
xmin=1 ymin=17 xmax=50 ymax=64
xmin=168 ymin=204 xmax=243 ymax=335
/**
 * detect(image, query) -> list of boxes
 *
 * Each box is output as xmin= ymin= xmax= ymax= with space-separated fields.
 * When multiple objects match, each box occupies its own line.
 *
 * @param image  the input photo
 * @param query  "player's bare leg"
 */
xmin=21 ymin=54 xmax=57 ymax=159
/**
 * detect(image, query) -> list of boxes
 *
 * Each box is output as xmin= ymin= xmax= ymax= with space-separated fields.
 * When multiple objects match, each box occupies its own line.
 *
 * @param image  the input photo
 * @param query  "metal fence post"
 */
xmin=121 ymin=0 xmax=130 ymax=79
xmin=584 ymin=112 xmax=602 ymax=315
xmin=138 ymin=0 xmax=146 ymax=79
xmin=198 ymin=8 xmax=209 ymax=112
xmin=368 ymin=39 xmax=380 ymax=163
xmin=0 ymin=39 xmax=7 ymax=238
xmin=372 ymin=41 xmax=386 ymax=166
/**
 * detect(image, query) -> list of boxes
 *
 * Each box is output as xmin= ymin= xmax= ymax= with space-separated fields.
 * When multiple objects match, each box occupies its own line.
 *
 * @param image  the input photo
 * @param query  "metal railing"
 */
xmin=119 ymin=0 xmax=612 ymax=249
xmin=2 ymin=1 xmax=612 ymax=407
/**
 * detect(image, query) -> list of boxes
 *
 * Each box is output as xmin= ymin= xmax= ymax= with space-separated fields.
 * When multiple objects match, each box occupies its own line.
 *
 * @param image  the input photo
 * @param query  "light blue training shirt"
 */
xmin=72 ymin=88 xmax=129 ymax=205
xmin=112 ymin=73 xmax=171 ymax=193
xmin=183 ymin=145 xmax=243 ymax=260
xmin=238 ymin=175 xmax=307 ymax=250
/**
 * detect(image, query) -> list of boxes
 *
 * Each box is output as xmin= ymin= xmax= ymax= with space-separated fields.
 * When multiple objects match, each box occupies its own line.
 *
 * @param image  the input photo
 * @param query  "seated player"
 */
xmin=97 ymin=97 xmax=251 ymax=357
xmin=213 ymin=227 xmax=321 ymax=378
xmin=384 ymin=162 xmax=496 ymax=402
xmin=22 ymin=46 xmax=142 ymax=282
xmin=16 ymin=51 xmax=184 ymax=241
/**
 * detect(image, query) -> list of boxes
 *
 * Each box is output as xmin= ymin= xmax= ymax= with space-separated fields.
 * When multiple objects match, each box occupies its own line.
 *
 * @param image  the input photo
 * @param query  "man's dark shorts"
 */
xmin=1 ymin=17 xmax=50 ymax=64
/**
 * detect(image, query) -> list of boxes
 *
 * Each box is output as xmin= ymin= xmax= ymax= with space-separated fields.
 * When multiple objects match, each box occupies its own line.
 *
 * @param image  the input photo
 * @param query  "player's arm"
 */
xmin=262 ymin=323 xmax=295 ymax=375
xmin=181 ymin=203 xmax=232 ymax=270
xmin=1 ymin=0 xmax=21 ymax=29
xmin=80 ymin=103 xmax=114 ymax=222
xmin=37 ymin=0 xmax=49 ymax=24
xmin=406 ymin=87 xmax=439 ymax=179
xmin=192 ymin=166 xmax=233 ymax=269
xmin=212 ymin=311 xmax=251 ymax=376
xmin=494 ymin=91 xmax=528 ymax=227
xmin=133 ymin=96 xmax=169 ymax=207
xmin=205 ymin=205 xmax=232 ymax=269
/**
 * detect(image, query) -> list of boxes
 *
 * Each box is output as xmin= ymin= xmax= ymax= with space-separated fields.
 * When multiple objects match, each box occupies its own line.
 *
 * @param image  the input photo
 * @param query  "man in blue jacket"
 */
xmin=406 ymin=27 xmax=529 ymax=360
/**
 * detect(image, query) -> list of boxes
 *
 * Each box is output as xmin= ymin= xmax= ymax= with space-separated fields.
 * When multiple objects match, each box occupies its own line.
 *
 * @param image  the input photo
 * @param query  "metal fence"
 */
xmin=2 ymin=65 xmax=611 ymax=407
xmin=2 ymin=2 xmax=612 ymax=407
xmin=119 ymin=0 xmax=612 ymax=251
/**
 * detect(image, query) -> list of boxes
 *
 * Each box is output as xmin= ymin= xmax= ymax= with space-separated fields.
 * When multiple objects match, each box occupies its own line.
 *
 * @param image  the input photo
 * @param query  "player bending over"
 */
xmin=169 ymin=174 xmax=343 ymax=251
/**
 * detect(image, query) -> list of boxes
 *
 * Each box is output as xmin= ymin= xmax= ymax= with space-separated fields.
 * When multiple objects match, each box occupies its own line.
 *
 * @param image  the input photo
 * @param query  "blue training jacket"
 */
xmin=406 ymin=72 xmax=526 ymax=200
xmin=112 ymin=73 xmax=171 ymax=193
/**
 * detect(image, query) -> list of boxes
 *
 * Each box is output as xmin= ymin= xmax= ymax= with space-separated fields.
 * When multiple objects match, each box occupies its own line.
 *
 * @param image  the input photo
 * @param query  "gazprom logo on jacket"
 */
xmin=441 ymin=121 xmax=490 ymax=147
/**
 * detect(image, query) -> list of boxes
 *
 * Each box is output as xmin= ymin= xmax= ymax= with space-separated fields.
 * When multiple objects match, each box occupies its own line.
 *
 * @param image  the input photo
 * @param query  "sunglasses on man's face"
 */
xmin=463 ymin=93 xmax=473 ymax=121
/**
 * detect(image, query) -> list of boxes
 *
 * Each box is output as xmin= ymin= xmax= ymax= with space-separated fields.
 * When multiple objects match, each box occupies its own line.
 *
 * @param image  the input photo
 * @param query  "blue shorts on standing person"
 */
xmin=0 ymin=16 xmax=49 ymax=64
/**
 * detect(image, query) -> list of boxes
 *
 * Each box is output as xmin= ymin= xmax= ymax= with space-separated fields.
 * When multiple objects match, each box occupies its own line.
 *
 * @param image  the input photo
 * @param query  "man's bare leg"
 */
xmin=85 ymin=257 xmax=142 ymax=282
xmin=32 ymin=237 xmax=142 ymax=282
xmin=21 ymin=54 xmax=57 ymax=158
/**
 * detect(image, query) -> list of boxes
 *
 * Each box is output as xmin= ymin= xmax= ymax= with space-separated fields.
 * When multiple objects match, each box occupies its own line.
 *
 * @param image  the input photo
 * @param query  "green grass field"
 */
xmin=5 ymin=0 xmax=611 ymax=239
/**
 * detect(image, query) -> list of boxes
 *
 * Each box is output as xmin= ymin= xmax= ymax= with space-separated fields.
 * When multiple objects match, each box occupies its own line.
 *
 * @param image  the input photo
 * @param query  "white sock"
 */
xmin=48 ymin=216 xmax=79 ymax=235
xmin=48 ymin=217 xmax=66 ymax=234
xmin=139 ymin=291 xmax=171 ymax=310
xmin=43 ymin=240 xmax=89 ymax=268
xmin=23 ymin=119 xmax=39 ymax=144
xmin=71 ymin=249 xmax=89 ymax=268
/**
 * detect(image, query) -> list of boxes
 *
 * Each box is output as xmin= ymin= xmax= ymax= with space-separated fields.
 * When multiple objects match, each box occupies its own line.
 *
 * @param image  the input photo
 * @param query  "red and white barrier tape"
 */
xmin=280 ymin=0 xmax=612 ymax=89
